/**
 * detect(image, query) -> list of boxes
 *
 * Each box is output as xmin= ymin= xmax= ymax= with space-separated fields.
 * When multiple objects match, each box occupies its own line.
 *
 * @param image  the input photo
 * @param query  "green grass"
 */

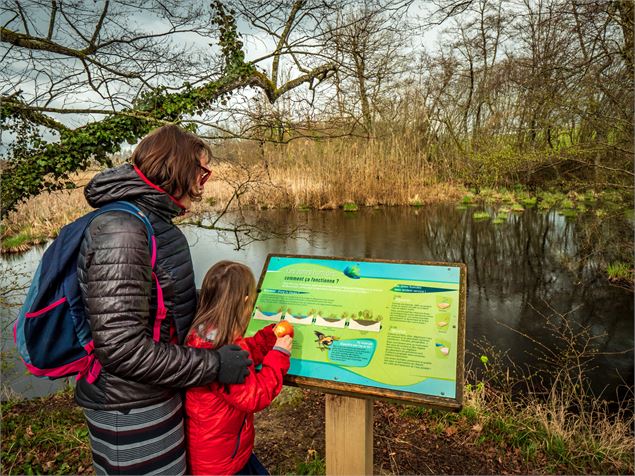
xmin=1 ymin=388 xmax=92 ymax=475
xmin=400 ymin=405 xmax=430 ymax=418
xmin=472 ymin=211 xmax=490 ymax=221
xmin=1 ymin=228 xmax=50 ymax=253
xmin=519 ymin=196 xmax=537 ymax=207
xmin=2 ymin=232 xmax=35 ymax=251
xmin=295 ymin=450 xmax=325 ymax=475
xmin=342 ymin=202 xmax=359 ymax=212
xmin=560 ymin=198 xmax=575 ymax=209
xmin=479 ymin=188 xmax=498 ymax=203
xmin=461 ymin=193 xmax=475 ymax=205
xmin=453 ymin=187 xmax=615 ymax=217
xmin=459 ymin=405 xmax=478 ymax=424
xmin=538 ymin=191 xmax=565 ymax=210
xmin=558 ymin=208 xmax=578 ymax=218
xmin=408 ymin=194 xmax=424 ymax=207
xmin=500 ymin=191 xmax=517 ymax=204
xmin=606 ymin=262 xmax=632 ymax=282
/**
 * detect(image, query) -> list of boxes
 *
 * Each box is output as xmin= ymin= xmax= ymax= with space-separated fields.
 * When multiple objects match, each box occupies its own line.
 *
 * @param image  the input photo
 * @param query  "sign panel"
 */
xmin=246 ymin=254 xmax=467 ymax=409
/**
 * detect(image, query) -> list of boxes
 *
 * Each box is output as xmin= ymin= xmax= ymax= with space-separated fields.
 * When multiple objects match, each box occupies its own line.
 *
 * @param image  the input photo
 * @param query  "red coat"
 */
xmin=185 ymin=325 xmax=290 ymax=475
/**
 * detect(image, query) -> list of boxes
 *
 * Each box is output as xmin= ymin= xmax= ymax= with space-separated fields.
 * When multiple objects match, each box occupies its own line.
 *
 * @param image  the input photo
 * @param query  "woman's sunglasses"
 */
xmin=198 ymin=163 xmax=212 ymax=187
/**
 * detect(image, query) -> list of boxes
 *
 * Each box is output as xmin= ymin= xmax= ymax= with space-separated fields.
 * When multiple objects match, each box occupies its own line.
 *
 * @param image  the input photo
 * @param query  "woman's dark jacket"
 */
xmin=75 ymin=164 xmax=220 ymax=411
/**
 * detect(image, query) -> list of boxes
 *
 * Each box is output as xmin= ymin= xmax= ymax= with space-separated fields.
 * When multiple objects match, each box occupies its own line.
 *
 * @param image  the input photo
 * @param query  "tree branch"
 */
xmin=271 ymin=0 xmax=304 ymax=88
xmin=90 ymin=0 xmax=110 ymax=47
xmin=15 ymin=1 xmax=30 ymax=36
xmin=1 ymin=96 xmax=70 ymax=132
xmin=252 ymin=62 xmax=337 ymax=103
xmin=47 ymin=0 xmax=58 ymax=40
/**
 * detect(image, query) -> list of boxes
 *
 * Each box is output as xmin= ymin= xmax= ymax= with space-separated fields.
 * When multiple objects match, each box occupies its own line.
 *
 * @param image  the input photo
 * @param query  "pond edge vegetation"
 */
xmin=2 ymin=160 xmax=632 ymax=288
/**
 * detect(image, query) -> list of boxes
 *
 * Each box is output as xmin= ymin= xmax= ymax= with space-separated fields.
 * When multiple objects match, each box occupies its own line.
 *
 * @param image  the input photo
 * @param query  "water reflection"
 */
xmin=186 ymin=205 xmax=633 ymax=400
xmin=2 ymin=205 xmax=633 ymax=401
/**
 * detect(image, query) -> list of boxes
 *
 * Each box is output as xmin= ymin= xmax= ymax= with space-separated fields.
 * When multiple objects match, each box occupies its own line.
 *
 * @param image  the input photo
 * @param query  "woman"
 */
xmin=75 ymin=125 xmax=251 ymax=475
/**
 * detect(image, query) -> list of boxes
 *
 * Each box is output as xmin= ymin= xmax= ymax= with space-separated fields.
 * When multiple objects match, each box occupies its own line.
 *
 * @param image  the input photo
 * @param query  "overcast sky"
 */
xmin=1 ymin=1 xmax=443 ymax=154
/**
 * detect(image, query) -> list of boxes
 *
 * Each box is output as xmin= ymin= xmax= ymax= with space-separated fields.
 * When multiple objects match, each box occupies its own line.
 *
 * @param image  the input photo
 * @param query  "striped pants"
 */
xmin=83 ymin=394 xmax=186 ymax=475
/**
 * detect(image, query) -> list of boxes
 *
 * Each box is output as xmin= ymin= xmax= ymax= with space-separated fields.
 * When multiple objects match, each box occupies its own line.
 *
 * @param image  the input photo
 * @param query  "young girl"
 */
xmin=185 ymin=261 xmax=293 ymax=475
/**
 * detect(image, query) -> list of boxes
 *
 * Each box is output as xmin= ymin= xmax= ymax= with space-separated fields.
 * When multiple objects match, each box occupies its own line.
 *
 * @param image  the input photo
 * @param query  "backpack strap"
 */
xmin=92 ymin=201 xmax=167 ymax=342
xmin=79 ymin=201 xmax=168 ymax=384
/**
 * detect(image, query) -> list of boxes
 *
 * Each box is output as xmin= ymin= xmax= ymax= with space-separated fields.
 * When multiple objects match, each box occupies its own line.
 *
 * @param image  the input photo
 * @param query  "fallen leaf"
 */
xmin=444 ymin=426 xmax=458 ymax=437
xmin=471 ymin=423 xmax=483 ymax=433
xmin=25 ymin=426 xmax=34 ymax=437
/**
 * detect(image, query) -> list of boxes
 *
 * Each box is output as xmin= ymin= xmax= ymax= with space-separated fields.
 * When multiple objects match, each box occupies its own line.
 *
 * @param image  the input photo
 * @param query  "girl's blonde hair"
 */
xmin=190 ymin=261 xmax=256 ymax=348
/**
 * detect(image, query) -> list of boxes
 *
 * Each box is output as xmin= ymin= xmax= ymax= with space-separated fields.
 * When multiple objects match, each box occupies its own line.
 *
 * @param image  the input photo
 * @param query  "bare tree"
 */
xmin=0 ymin=1 xmax=338 ymax=216
xmin=395 ymin=0 xmax=633 ymax=186
xmin=326 ymin=1 xmax=412 ymax=133
xmin=1 ymin=1 xmax=222 ymax=122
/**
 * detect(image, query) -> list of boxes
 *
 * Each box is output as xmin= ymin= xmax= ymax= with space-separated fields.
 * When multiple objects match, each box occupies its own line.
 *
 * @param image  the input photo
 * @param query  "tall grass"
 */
xmin=462 ymin=372 xmax=634 ymax=474
xmin=1 ymin=171 xmax=93 ymax=252
xmin=2 ymin=136 xmax=468 ymax=251
xmin=460 ymin=304 xmax=635 ymax=474
xmin=207 ymin=134 xmax=465 ymax=210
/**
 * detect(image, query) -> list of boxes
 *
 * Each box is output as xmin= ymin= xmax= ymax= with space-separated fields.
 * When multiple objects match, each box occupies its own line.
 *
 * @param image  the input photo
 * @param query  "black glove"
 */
xmin=216 ymin=344 xmax=252 ymax=384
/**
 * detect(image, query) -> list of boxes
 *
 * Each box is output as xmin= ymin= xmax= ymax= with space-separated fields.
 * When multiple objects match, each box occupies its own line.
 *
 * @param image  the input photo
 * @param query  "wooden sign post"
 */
xmin=325 ymin=394 xmax=373 ymax=475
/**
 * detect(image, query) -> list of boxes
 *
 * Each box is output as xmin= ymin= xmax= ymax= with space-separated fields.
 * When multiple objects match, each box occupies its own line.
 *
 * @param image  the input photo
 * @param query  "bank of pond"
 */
xmin=1 ymin=380 xmax=633 ymax=475
xmin=1 ymin=191 xmax=633 ymax=474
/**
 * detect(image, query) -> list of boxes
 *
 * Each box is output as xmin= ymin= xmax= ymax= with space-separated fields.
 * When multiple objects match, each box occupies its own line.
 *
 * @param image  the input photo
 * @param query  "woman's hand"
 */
xmin=274 ymin=335 xmax=293 ymax=354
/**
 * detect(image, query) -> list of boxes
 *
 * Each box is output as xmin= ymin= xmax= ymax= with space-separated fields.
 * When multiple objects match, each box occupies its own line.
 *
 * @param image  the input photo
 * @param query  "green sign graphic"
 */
xmin=246 ymin=255 xmax=467 ymax=408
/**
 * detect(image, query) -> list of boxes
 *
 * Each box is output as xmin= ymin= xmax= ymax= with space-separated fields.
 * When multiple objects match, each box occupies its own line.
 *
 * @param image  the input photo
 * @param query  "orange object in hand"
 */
xmin=273 ymin=321 xmax=294 ymax=338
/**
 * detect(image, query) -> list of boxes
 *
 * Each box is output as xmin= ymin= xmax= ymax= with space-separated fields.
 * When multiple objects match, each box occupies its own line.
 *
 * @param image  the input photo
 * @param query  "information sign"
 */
xmin=246 ymin=255 xmax=467 ymax=409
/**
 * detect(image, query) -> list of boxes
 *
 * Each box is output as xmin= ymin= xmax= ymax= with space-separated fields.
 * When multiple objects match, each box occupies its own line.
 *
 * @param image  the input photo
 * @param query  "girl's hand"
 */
xmin=274 ymin=335 xmax=293 ymax=353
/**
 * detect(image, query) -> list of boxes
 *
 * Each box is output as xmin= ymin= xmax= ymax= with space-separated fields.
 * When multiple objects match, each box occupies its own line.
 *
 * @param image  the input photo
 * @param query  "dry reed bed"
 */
xmin=1 ymin=171 xmax=95 ymax=252
xmin=200 ymin=136 xmax=465 ymax=210
xmin=3 ymin=138 xmax=466 ymax=252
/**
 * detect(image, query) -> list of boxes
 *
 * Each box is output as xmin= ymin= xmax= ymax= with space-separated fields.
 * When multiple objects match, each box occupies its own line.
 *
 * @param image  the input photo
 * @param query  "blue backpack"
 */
xmin=13 ymin=201 xmax=166 ymax=383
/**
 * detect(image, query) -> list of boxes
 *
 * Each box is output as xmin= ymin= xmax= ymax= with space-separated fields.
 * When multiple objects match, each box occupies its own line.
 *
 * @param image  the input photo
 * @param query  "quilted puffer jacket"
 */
xmin=75 ymin=163 xmax=221 ymax=410
xmin=185 ymin=325 xmax=290 ymax=475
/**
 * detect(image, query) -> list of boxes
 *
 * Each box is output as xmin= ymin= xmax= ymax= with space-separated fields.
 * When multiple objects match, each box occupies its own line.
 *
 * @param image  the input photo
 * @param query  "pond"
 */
xmin=2 ymin=204 xmax=633 ymax=403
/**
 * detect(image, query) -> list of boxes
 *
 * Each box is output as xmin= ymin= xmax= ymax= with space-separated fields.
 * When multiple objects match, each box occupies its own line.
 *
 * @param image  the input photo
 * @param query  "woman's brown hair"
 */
xmin=190 ymin=261 xmax=256 ymax=348
xmin=132 ymin=124 xmax=212 ymax=203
